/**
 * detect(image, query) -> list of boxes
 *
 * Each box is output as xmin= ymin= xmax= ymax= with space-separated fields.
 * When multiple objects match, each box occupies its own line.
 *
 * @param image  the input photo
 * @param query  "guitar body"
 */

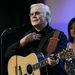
xmin=8 ymin=48 xmax=72 ymax=75
xmin=8 ymin=53 xmax=46 ymax=75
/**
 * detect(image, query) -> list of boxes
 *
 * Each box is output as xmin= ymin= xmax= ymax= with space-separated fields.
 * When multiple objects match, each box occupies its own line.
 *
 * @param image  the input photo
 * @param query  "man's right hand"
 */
xmin=19 ymin=32 xmax=41 ymax=48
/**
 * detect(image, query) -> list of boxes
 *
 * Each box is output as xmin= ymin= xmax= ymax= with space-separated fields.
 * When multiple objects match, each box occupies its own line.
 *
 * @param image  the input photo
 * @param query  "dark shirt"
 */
xmin=5 ymin=25 xmax=68 ymax=75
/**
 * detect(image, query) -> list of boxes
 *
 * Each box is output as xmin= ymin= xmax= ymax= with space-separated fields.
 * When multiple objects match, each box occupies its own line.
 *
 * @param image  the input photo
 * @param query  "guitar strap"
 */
xmin=47 ymin=30 xmax=60 ymax=56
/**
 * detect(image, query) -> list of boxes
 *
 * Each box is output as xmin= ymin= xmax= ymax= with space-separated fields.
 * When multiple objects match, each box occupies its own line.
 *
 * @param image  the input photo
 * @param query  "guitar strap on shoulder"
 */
xmin=47 ymin=30 xmax=60 ymax=56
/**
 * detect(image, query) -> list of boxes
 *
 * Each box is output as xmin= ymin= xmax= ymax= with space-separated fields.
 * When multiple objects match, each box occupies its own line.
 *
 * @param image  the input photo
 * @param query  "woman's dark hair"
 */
xmin=68 ymin=17 xmax=75 ymax=43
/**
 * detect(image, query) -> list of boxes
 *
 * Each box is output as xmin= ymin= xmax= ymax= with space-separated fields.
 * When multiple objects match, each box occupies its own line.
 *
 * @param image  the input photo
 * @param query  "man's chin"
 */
xmin=32 ymin=24 xmax=39 ymax=27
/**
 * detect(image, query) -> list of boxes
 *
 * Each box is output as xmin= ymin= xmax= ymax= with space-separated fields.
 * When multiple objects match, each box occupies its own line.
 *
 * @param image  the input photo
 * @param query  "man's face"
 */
xmin=30 ymin=6 xmax=47 ymax=28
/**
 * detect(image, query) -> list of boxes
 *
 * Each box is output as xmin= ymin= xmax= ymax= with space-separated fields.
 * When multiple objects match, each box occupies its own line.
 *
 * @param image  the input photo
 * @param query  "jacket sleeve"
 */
xmin=5 ymin=30 xmax=32 ymax=60
xmin=5 ymin=41 xmax=20 ymax=60
xmin=53 ymin=31 xmax=68 ymax=74
xmin=56 ymin=32 xmax=68 ymax=64
xmin=56 ymin=32 xmax=68 ymax=53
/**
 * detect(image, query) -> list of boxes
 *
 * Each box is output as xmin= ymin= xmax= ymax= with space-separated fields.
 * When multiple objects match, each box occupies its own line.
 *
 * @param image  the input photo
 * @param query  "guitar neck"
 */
xmin=32 ymin=54 xmax=58 ymax=70
xmin=33 ymin=58 xmax=48 ymax=70
xmin=32 ymin=48 xmax=73 ymax=70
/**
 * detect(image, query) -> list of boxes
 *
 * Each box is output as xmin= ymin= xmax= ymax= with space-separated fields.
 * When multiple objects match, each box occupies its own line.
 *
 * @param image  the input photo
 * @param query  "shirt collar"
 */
xmin=35 ymin=25 xmax=53 ymax=34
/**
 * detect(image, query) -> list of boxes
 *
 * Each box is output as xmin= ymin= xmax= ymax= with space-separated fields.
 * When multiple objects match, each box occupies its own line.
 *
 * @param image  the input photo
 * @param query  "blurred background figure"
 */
xmin=65 ymin=17 xmax=75 ymax=75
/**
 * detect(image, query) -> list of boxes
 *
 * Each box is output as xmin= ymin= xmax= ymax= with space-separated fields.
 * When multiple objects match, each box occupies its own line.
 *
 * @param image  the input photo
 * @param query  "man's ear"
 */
xmin=46 ymin=13 xmax=49 ymax=21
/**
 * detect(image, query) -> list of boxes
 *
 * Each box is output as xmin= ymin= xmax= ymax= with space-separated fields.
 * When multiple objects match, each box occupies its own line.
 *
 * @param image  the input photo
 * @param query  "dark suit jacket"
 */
xmin=5 ymin=25 xmax=68 ymax=75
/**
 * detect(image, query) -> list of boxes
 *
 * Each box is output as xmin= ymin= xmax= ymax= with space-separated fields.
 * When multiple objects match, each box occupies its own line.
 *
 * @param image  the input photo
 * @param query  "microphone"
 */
xmin=0 ymin=28 xmax=12 ymax=38
xmin=0 ymin=27 xmax=12 ymax=75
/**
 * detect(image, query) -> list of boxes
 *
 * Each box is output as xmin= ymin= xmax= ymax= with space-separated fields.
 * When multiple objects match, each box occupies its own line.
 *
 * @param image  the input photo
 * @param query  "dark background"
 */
xmin=0 ymin=0 xmax=45 ymax=35
xmin=0 ymin=0 xmax=45 ymax=75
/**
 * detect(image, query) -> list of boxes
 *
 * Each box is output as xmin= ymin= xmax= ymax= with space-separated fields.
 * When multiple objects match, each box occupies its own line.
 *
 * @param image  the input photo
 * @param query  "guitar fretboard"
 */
xmin=33 ymin=59 xmax=48 ymax=70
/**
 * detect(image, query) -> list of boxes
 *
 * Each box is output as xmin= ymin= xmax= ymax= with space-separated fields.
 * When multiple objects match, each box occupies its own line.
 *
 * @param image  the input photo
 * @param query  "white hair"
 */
xmin=30 ymin=3 xmax=51 ymax=24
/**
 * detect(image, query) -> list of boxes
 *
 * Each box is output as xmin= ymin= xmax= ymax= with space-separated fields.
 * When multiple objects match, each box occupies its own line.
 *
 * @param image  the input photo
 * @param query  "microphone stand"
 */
xmin=0 ymin=28 xmax=11 ymax=75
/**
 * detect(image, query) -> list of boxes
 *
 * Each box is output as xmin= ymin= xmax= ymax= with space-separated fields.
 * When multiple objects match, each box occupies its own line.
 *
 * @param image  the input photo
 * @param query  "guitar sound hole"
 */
xmin=27 ymin=64 xmax=33 ymax=74
xmin=33 ymin=73 xmax=34 ymax=75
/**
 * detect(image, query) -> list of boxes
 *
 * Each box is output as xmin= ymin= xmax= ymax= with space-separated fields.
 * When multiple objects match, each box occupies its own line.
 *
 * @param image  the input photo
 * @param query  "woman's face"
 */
xmin=70 ymin=22 xmax=75 ymax=38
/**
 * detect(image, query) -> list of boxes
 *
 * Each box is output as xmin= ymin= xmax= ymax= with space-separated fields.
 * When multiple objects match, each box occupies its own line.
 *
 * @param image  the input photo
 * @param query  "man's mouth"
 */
xmin=32 ymin=20 xmax=38 ymax=22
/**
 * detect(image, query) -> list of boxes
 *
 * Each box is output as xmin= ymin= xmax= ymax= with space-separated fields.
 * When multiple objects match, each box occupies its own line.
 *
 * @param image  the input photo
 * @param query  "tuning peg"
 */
xmin=63 ymin=49 xmax=66 ymax=52
xmin=66 ymin=48 xmax=68 ymax=50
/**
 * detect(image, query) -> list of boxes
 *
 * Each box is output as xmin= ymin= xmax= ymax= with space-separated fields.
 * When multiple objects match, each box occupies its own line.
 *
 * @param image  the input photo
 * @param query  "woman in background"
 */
xmin=65 ymin=17 xmax=75 ymax=75
xmin=67 ymin=17 xmax=75 ymax=53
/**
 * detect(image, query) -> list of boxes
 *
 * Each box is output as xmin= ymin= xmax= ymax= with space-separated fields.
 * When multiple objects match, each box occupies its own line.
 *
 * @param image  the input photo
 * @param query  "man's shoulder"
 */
xmin=54 ymin=29 xmax=65 ymax=35
xmin=53 ymin=29 xmax=67 ymax=40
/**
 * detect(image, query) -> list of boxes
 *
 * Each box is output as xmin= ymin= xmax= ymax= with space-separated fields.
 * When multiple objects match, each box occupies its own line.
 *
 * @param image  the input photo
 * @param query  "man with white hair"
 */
xmin=5 ymin=3 xmax=68 ymax=75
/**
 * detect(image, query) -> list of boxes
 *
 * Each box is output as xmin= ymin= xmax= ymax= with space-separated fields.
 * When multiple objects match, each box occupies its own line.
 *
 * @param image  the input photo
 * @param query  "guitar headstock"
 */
xmin=57 ymin=48 xmax=73 ymax=59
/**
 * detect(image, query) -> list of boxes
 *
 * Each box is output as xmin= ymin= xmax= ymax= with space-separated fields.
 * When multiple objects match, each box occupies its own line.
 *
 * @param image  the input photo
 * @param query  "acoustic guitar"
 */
xmin=8 ymin=48 xmax=73 ymax=75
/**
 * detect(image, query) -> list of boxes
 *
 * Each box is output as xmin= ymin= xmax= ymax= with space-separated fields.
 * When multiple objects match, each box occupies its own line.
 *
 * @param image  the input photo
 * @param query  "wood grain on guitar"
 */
xmin=8 ymin=48 xmax=73 ymax=75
